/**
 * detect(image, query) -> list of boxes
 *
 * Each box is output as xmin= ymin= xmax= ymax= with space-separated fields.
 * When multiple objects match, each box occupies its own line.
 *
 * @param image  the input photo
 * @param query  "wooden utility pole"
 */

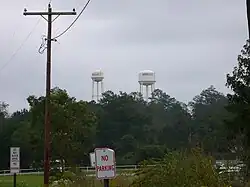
xmin=247 ymin=0 xmax=250 ymax=37
xmin=23 ymin=4 xmax=76 ymax=187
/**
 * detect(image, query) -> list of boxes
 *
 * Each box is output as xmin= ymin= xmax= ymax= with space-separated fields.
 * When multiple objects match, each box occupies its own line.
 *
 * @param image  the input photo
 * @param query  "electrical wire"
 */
xmin=0 ymin=18 xmax=41 ymax=73
xmin=52 ymin=0 xmax=91 ymax=40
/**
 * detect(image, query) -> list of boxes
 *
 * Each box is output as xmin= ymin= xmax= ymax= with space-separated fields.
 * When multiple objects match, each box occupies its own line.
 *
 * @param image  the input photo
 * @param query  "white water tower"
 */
xmin=91 ymin=70 xmax=104 ymax=101
xmin=138 ymin=70 xmax=156 ymax=101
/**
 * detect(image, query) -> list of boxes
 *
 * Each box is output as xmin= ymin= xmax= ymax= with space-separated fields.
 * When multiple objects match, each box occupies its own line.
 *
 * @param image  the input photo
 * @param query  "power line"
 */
xmin=0 ymin=18 xmax=41 ymax=73
xmin=53 ymin=0 xmax=91 ymax=39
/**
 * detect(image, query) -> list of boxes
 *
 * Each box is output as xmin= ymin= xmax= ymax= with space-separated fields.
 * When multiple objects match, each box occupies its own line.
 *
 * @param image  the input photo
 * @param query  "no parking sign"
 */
xmin=94 ymin=148 xmax=116 ymax=179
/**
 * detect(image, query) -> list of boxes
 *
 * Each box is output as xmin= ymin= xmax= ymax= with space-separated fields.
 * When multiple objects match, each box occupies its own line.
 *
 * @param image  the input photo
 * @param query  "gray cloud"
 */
xmin=0 ymin=0 xmax=248 ymax=112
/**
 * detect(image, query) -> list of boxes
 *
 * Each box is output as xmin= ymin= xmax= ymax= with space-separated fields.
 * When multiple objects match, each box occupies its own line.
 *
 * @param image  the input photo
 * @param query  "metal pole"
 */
xmin=13 ymin=173 xmax=16 ymax=187
xmin=104 ymin=179 xmax=109 ymax=187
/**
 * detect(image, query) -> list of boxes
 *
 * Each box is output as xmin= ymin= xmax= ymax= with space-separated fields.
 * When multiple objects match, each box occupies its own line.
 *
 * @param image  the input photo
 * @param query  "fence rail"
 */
xmin=0 ymin=165 xmax=138 ymax=176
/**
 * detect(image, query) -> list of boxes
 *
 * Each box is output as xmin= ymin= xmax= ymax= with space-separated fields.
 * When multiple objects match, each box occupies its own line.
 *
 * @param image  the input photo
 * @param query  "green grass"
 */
xmin=0 ymin=175 xmax=43 ymax=187
xmin=0 ymin=173 xmax=134 ymax=187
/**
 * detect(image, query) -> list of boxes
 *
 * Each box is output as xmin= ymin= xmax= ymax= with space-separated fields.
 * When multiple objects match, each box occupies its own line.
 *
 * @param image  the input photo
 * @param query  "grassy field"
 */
xmin=0 ymin=168 xmax=135 ymax=186
xmin=0 ymin=174 xmax=133 ymax=187
xmin=0 ymin=175 xmax=43 ymax=187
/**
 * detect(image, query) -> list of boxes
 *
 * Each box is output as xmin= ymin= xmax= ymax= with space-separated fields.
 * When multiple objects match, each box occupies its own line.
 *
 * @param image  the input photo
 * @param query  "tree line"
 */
xmin=0 ymin=85 xmax=231 ymax=170
xmin=1 ymin=40 xmax=250 ymax=175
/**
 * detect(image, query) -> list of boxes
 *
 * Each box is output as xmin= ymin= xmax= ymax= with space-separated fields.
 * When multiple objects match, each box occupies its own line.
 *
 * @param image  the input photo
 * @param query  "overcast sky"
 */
xmin=0 ymin=0 xmax=247 ymax=112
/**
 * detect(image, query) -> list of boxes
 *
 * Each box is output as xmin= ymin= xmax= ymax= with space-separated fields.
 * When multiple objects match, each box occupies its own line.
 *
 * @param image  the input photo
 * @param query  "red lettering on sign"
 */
xmin=96 ymin=165 xmax=114 ymax=171
xmin=101 ymin=155 xmax=108 ymax=161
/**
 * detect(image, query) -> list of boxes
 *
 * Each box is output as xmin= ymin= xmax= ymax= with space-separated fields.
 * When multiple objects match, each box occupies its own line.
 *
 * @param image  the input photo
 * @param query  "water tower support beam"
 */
xmin=146 ymin=85 xmax=149 ymax=102
xmin=139 ymin=84 xmax=142 ymax=94
xmin=92 ymin=81 xmax=95 ymax=100
xmin=101 ymin=81 xmax=104 ymax=95
xmin=97 ymin=82 xmax=99 ymax=101
xmin=151 ymin=84 xmax=155 ymax=93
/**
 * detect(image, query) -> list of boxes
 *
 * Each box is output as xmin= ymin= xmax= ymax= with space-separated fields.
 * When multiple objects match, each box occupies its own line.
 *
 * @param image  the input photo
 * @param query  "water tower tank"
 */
xmin=138 ymin=70 xmax=155 ymax=85
xmin=91 ymin=70 xmax=104 ymax=101
xmin=91 ymin=70 xmax=104 ymax=82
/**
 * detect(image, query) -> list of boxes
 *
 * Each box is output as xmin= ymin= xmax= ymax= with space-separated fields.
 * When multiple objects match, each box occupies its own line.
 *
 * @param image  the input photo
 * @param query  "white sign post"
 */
xmin=10 ymin=147 xmax=20 ymax=174
xmin=89 ymin=152 xmax=96 ymax=167
xmin=94 ymin=147 xmax=116 ymax=180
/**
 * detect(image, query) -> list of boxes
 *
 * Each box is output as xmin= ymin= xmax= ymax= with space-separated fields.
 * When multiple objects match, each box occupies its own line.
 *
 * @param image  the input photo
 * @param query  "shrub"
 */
xmin=131 ymin=148 xmax=229 ymax=187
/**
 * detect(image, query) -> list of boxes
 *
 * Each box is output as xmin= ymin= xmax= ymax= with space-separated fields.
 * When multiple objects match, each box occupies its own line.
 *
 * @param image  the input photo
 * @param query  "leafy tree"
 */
xmin=135 ymin=145 xmax=168 ymax=163
xmin=226 ymin=40 xmax=250 ymax=176
xmin=96 ymin=91 xmax=150 ymax=164
xmin=226 ymin=40 xmax=250 ymax=140
xmin=0 ymin=102 xmax=8 ymax=118
xmin=149 ymin=89 xmax=191 ymax=149
xmin=0 ymin=102 xmax=9 ymax=140
xmin=0 ymin=102 xmax=8 ymax=136
xmin=0 ymin=102 xmax=9 ymax=169
xmin=0 ymin=104 xmax=31 ymax=168
xmin=189 ymin=86 xmax=230 ymax=157
xmin=25 ymin=87 xmax=97 ymax=168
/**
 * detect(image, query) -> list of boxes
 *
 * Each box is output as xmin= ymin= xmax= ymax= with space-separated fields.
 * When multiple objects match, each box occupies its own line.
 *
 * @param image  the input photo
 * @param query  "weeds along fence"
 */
xmin=0 ymin=165 xmax=140 ymax=176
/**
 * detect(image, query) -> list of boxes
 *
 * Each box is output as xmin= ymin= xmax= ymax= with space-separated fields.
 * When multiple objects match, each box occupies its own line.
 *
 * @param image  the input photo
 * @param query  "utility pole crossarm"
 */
xmin=23 ymin=11 xmax=77 ymax=16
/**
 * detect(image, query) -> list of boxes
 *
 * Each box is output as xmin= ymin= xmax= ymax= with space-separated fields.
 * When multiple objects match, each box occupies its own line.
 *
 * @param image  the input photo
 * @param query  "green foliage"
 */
xmin=226 ymin=40 xmax=250 ymax=177
xmin=226 ymin=40 xmax=250 ymax=139
xmin=26 ymin=87 xmax=97 ymax=165
xmin=131 ymin=149 xmax=228 ymax=187
xmin=50 ymin=172 xmax=132 ymax=187
xmin=189 ymin=86 xmax=230 ymax=155
xmin=0 ymin=85 xmax=232 ymax=170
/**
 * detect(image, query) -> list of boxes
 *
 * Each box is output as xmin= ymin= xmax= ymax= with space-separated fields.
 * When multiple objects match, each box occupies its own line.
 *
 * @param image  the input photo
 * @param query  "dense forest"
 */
xmin=0 ymin=85 xmax=232 ymax=170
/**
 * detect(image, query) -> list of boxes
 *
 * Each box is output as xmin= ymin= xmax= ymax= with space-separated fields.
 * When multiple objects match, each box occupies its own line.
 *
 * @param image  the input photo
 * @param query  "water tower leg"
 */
xmin=151 ymin=84 xmax=155 ymax=93
xmin=92 ymin=81 xmax=95 ymax=100
xmin=97 ymin=81 xmax=99 ymax=101
xmin=101 ymin=81 xmax=104 ymax=95
xmin=146 ymin=85 xmax=149 ymax=102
